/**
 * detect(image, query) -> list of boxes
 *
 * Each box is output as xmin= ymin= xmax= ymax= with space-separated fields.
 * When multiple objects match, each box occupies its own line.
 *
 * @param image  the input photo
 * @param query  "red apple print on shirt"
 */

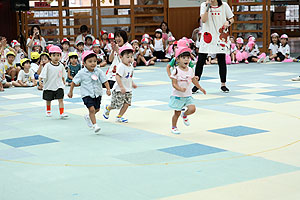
xmin=203 ymin=32 xmax=212 ymax=44
xmin=112 ymin=65 xmax=117 ymax=73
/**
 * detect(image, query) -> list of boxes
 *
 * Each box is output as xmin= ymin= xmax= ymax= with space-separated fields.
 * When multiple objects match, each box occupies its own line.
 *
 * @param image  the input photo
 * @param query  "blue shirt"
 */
xmin=73 ymin=67 xmax=108 ymax=98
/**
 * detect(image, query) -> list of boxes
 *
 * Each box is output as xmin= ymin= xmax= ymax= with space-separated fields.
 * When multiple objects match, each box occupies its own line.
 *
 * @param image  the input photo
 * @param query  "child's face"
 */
xmin=50 ymin=53 xmax=61 ymax=63
xmin=272 ymin=36 xmax=278 ymax=44
xmin=109 ymin=39 xmax=114 ymax=43
xmin=33 ymin=46 xmax=41 ymax=52
xmin=70 ymin=57 xmax=78 ymax=65
xmin=86 ymin=38 xmax=93 ymax=45
xmin=142 ymin=43 xmax=148 ymax=48
xmin=168 ymin=41 xmax=174 ymax=45
xmin=84 ymin=56 xmax=97 ymax=71
xmin=40 ymin=55 xmax=50 ymax=64
xmin=230 ymin=37 xmax=235 ymax=43
xmin=7 ymin=55 xmax=15 ymax=64
xmin=155 ymin=33 xmax=161 ymax=38
xmin=23 ymin=62 xmax=31 ymax=70
xmin=115 ymin=35 xmax=124 ymax=47
xmin=177 ymin=55 xmax=190 ymax=68
xmin=120 ymin=52 xmax=134 ymax=66
xmin=62 ymin=43 xmax=69 ymax=51
xmin=77 ymin=44 xmax=84 ymax=51
xmin=237 ymin=43 xmax=242 ymax=48
xmin=92 ymin=46 xmax=100 ymax=54
xmin=14 ymin=46 xmax=21 ymax=52
xmin=132 ymin=43 xmax=139 ymax=50
xmin=281 ymin=38 xmax=287 ymax=45
xmin=102 ymin=34 xmax=108 ymax=40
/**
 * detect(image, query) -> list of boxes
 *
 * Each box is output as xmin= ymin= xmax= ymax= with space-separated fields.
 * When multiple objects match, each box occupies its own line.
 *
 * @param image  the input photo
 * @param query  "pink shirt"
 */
xmin=170 ymin=67 xmax=195 ymax=97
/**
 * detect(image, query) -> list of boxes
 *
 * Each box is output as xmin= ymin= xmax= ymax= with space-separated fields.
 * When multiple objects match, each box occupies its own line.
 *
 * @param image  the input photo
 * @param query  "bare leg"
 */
xmin=0 ymin=82 xmax=3 ymax=91
xmin=118 ymin=103 xmax=129 ymax=117
xmin=58 ymin=99 xmax=64 ymax=109
xmin=12 ymin=81 xmax=22 ymax=87
xmin=9 ymin=68 xmax=17 ymax=81
xmin=88 ymin=106 xmax=96 ymax=124
xmin=172 ymin=110 xmax=181 ymax=127
xmin=184 ymin=105 xmax=196 ymax=116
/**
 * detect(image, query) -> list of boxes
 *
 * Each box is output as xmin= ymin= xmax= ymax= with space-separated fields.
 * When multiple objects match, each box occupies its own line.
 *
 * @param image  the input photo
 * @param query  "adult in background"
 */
xmin=192 ymin=0 xmax=234 ymax=93
xmin=160 ymin=22 xmax=173 ymax=45
xmin=26 ymin=25 xmax=46 ymax=59
xmin=76 ymin=25 xmax=89 ymax=43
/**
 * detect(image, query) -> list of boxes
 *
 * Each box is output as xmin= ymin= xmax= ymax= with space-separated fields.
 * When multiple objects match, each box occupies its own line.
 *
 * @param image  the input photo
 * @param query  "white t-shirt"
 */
xmin=245 ymin=44 xmax=260 ymax=57
xmin=199 ymin=2 xmax=234 ymax=54
xmin=104 ymin=43 xmax=112 ymax=55
xmin=30 ymin=63 xmax=39 ymax=73
xmin=112 ymin=62 xmax=134 ymax=92
xmin=0 ymin=48 xmax=10 ymax=64
xmin=279 ymin=44 xmax=290 ymax=58
xmin=268 ymin=43 xmax=279 ymax=55
xmin=61 ymin=51 xmax=70 ymax=65
xmin=15 ymin=51 xmax=25 ymax=64
xmin=17 ymin=70 xmax=35 ymax=84
xmin=170 ymin=67 xmax=195 ymax=97
xmin=26 ymin=37 xmax=46 ymax=59
xmin=75 ymin=49 xmax=84 ymax=65
xmin=39 ymin=62 xmax=66 ymax=91
xmin=140 ymin=46 xmax=152 ymax=57
xmin=154 ymin=38 xmax=164 ymax=52
xmin=84 ymin=45 xmax=92 ymax=51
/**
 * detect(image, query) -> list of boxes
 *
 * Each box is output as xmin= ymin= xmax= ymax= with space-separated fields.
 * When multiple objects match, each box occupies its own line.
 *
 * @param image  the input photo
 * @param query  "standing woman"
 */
xmin=192 ymin=0 xmax=234 ymax=93
xmin=26 ymin=25 xmax=46 ymax=59
xmin=160 ymin=22 xmax=173 ymax=46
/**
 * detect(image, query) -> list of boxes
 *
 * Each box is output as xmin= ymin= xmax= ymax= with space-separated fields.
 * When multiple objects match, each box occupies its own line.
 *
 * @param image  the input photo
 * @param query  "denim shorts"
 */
xmin=169 ymin=96 xmax=194 ymax=111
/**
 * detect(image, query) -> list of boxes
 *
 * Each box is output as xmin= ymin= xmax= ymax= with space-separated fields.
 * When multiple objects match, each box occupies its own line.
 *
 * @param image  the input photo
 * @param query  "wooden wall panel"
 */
xmin=168 ymin=7 xmax=200 ymax=40
xmin=0 ymin=0 xmax=17 ymax=42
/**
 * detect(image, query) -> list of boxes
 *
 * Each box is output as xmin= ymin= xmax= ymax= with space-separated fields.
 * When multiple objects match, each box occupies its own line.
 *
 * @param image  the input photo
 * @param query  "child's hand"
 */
xmin=195 ymin=76 xmax=199 ymax=81
xmin=120 ymin=87 xmax=126 ymax=94
xmin=132 ymin=83 xmax=137 ymax=89
xmin=180 ymin=87 xmax=186 ymax=92
xmin=68 ymin=92 xmax=73 ymax=98
xmin=199 ymin=87 xmax=206 ymax=95
xmin=106 ymin=89 xmax=111 ymax=96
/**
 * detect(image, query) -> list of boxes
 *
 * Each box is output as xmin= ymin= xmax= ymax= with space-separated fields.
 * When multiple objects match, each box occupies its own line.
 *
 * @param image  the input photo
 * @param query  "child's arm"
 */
xmin=171 ymin=78 xmax=186 ymax=92
xmin=32 ymin=78 xmax=37 ymax=86
xmin=68 ymin=82 xmax=75 ymax=98
xmin=103 ymin=81 xmax=111 ymax=96
xmin=192 ymin=77 xmax=206 ymax=94
xmin=67 ymin=68 xmax=73 ymax=80
xmin=37 ymin=64 xmax=43 ymax=75
xmin=18 ymin=80 xmax=27 ymax=87
xmin=115 ymin=74 xmax=126 ymax=94
xmin=132 ymin=80 xmax=137 ymax=89
xmin=163 ymin=39 xmax=166 ymax=50
xmin=166 ymin=64 xmax=172 ymax=78
xmin=38 ymin=76 xmax=43 ymax=87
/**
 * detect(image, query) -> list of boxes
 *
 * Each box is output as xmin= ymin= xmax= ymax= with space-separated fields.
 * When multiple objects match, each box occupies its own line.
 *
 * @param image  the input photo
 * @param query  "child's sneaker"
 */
xmin=221 ymin=86 xmax=230 ymax=93
xmin=103 ymin=105 xmax=110 ymax=119
xmin=245 ymin=60 xmax=249 ymax=64
xmin=46 ymin=111 xmax=52 ymax=117
xmin=171 ymin=127 xmax=180 ymax=134
xmin=257 ymin=57 xmax=264 ymax=63
xmin=235 ymin=61 xmax=239 ymax=64
xmin=263 ymin=56 xmax=270 ymax=63
xmin=115 ymin=116 xmax=128 ymax=123
xmin=84 ymin=114 xmax=93 ymax=128
xmin=291 ymin=76 xmax=300 ymax=81
xmin=93 ymin=124 xmax=101 ymax=133
xmin=60 ymin=113 xmax=69 ymax=119
xmin=181 ymin=112 xmax=190 ymax=126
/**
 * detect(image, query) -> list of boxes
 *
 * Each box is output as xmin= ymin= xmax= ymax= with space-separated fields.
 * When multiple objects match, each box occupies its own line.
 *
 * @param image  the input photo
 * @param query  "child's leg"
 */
xmin=184 ymin=105 xmax=196 ymax=116
xmin=100 ymin=61 xmax=107 ymax=67
xmin=118 ymin=103 xmax=129 ymax=117
xmin=88 ymin=106 xmax=97 ymax=124
xmin=46 ymin=100 xmax=51 ymax=114
xmin=172 ymin=110 xmax=181 ymax=128
xmin=0 ymin=82 xmax=3 ymax=91
xmin=252 ymin=57 xmax=258 ymax=62
xmin=58 ymin=99 xmax=64 ymax=114
xmin=8 ymin=68 xmax=17 ymax=81
xmin=3 ymin=82 xmax=11 ymax=88
xmin=139 ymin=56 xmax=147 ymax=65
xmin=269 ymin=54 xmax=277 ymax=59
xmin=12 ymin=81 xmax=21 ymax=87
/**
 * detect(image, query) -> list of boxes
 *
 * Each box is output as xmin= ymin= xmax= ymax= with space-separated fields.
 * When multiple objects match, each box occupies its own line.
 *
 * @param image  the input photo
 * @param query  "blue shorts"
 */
xmin=82 ymin=96 xmax=102 ymax=109
xmin=169 ymin=96 xmax=194 ymax=111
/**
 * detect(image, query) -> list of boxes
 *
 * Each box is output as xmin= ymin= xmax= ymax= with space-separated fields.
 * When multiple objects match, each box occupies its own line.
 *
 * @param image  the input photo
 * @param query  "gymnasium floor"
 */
xmin=0 ymin=61 xmax=300 ymax=200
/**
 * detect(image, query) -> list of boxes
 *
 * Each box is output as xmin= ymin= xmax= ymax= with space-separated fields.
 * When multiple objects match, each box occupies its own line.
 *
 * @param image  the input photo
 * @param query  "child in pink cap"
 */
xmin=169 ymin=46 xmax=206 ymax=134
xmin=235 ymin=37 xmax=249 ymax=64
xmin=103 ymin=44 xmax=137 ymax=123
xmin=39 ymin=45 xmax=68 ymax=119
xmin=245 ymin=36 xmax=266 ymax=63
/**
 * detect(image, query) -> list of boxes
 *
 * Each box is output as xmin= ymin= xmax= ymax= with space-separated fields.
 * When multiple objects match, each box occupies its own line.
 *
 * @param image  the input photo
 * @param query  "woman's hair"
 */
xmin=31 ymin=25 xmax=41 ymax=37
xmin=217 ymin=0 xmax=223 ymax=6
xmin=160 ymin=21 xmax=170 ymax=34
xmin=114 ymin=30 xmax=128 ymax=44
xmin=80 ymin=25 xmax=88 ymax=33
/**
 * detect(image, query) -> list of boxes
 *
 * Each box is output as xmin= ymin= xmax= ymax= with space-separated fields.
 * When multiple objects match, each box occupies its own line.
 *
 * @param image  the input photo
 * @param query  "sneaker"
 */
xmin=171 ymin=127 xmax=180 ymax=134
xmin=181 ymin=112 xmax=190 ymax=126
xmin=192 ymin=86 xmax=198 ymax=94
xmin=84 ymin=114 xmax=93 ymax=128
xmin=146 ymin=60 xmax=150 ymax=66
xmin=291 ymin=76 xmax=300 ymax=81
xmin=115 ymin=117 xmax=128 ymax=123
xmin=103 ymin=105 xmax=110 ymax=119
xmin=245 ymin=60 xmax=249 ymax=64
xmin=46 ymin=111 xmax=52 ymax=117
xmin=157 ymin=59 xmax=161 ymax=62
xmin=235 ymin=61 xmax=239 ymax=64
xmin=263 ymin=56 xmax=270 ymax=63
xmin=93 ymin=124 xmax=101 ymax=133
xmin=221 ymin=86 xmax=230 ymax=93
xmin=60 ymin=113 xmax=69 ymax=119
xmin=257 ymin=57 xmax=264 ymax=63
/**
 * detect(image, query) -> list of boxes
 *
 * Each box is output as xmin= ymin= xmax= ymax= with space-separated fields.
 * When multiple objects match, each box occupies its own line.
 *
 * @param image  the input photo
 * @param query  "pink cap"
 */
xmin=168 ymin=36 xmax=175 ymax=41
xmin=93 ymin=39 xmax=101 ymax=47
xmin=141 ymin=38 xmax=149 ymax=44
xmin=46 ymin=44 xmax=53 ymax=51
xmin=119 ymin=44 xmax=134 ymax=55
xmin=61 ymin=38 xmax=70 ymax=44
xmin=236 ymin=37 xmax=244 ymax=44
xmin=82 ymin=50 xmax=96 ymax=62
xmin=108 ymin=33 xmax=114 ymax=39
xmin=175 ymin=46 xmax=191 ymax=58
xmin=181 ymin=37 xmax=188 ymax=41
xmin=247 ymin=41 xmax=255 ymax=48
xmin=271 ymin=33 xmax=279 ymax=37
xmin=49 ymin=45 xmax=62 ymax=54
xmin=280 ymin=34 xmax=288 ymax=39
xmin=248 ymin=36 xmax=256 ymax=42
xmin=177 ymin=39 xmax=189 ymax=47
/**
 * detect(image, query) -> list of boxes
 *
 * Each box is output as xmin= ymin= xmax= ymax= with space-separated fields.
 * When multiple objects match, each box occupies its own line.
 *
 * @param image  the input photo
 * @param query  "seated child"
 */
xmin=92 ymin=39 xmax=107 ymax=67
xmin=104 ymin=33 xmax=115 ymax=60
xmin=4 ymin=51 xmax=20 ymax=81
xmin=0 ymin=62 xmax=12 ymax=91
xmin=264 ymin=33 xmax=280 ymax=63
xmin=12 ymin=58 xmax=37 ymax=87
xmin=277 ymin=34 xmax=290 ymax=62
xmin=66 ymin=52 xmax=81 ymax=86
xmin=61 ymin=38 xmax=70 ymax=66
xmin=37 ymin=52 xmax=50 ymax=90
xmin=206 ymin=54 xmax=218 ymax=65
xmin=11 ymin=40 xmax=26 ymax=67
xmin=235 ymin=37 xmax=248 ymax=64
xmin=75 ymin=40 xmax=85 ymax=65
xmin=245 ymin=36 xmax=266 ymax=63
xmin=30 ymin=52 xmax=40 ymax=79
xmin=165 ymin=36 xmax=175 ymax=60
xmin=139 ymin=38 xmax=156 ymax=66
xmin=84 ymin=35 xmax=94 ymax=51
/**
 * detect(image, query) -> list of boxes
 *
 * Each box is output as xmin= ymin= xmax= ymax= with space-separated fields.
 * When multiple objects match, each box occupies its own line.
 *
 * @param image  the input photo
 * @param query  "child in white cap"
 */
xmin=39 ymin=45 xmax=68 ymax=119
xmin=169 ymin=45 xmax=206 ymax=134
xmin=103 ymin=44 xmax=137 ymax=123
xmin=68 ymin=50 xmax=111 ymax=133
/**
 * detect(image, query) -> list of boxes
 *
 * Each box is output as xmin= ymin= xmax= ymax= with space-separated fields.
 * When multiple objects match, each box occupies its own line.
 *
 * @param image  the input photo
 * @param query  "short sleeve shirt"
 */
xmin=170 ymin=67 xmax=195 ymax=97
xmin=73 ymin=67 xmax=107 ymax=98
xmin=268 ymin=43 xmax=279 ymax=54
xmin=17 ymin=70 xmax=35 ymax=84
xmin=112 ymin=63 xmax=134 ymax=92
xmin=199 ymin=2 xmax=234 ymax=54
xmin=40 ymin=62 xmax=66 ymax=91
